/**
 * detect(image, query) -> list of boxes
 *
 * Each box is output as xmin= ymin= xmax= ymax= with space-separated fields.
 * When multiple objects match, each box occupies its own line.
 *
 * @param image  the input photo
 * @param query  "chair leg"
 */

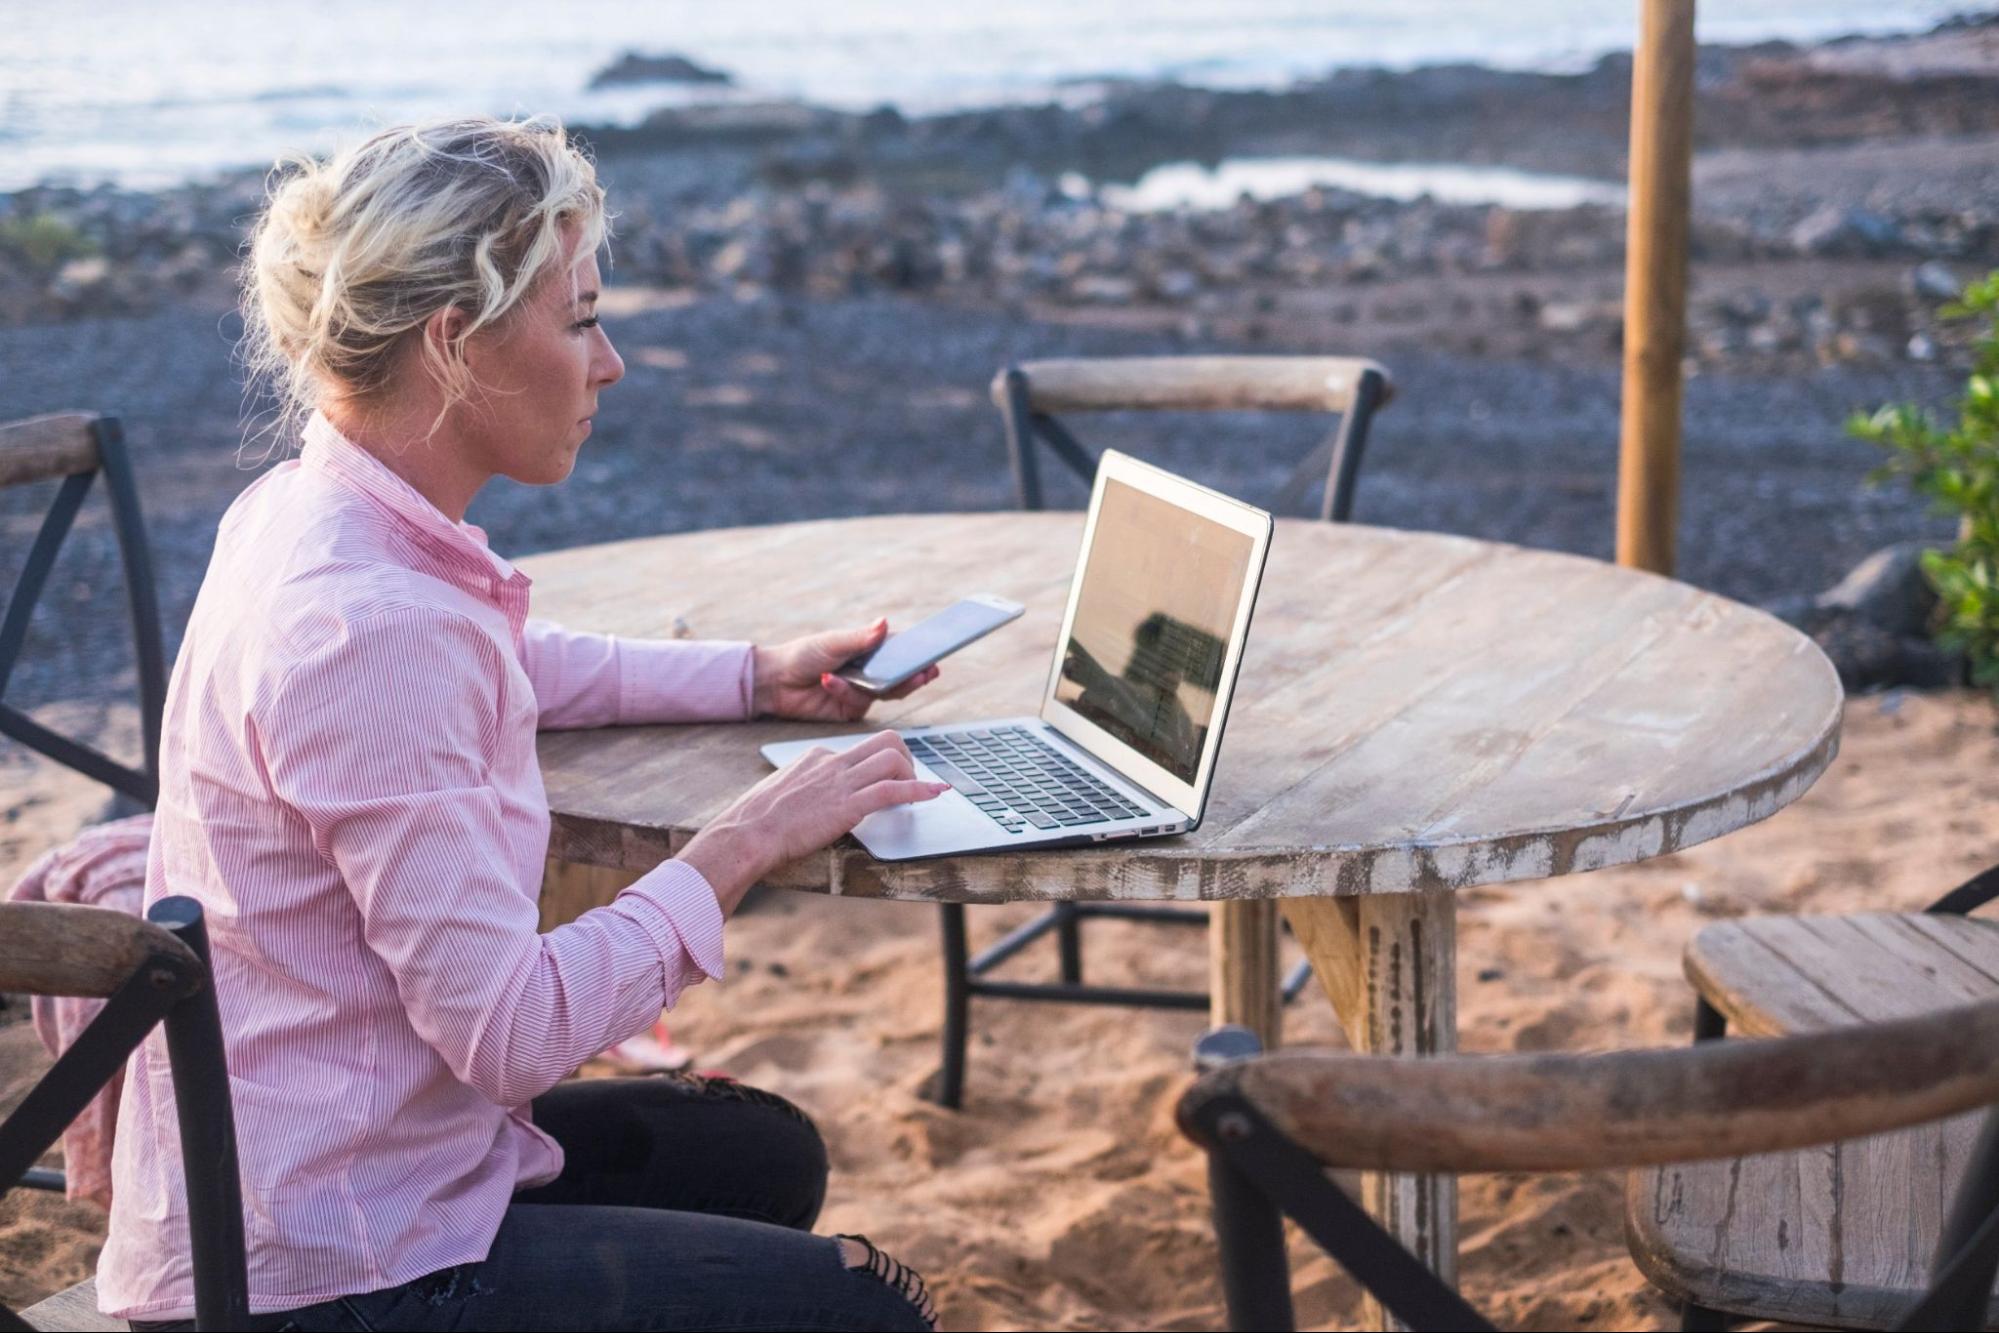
xmin=928 ymin=903 xmax=971 ymax=1111
xmin=1208 ymin=1149 xmax=1297 ymax=1332
xmin=151 ymin=898 xmax=251 ymax=1331
xmin=1692 ymin=995 xmax=1727 ymax=1043
xmin=1055 ymin=902 xmax=1083 ymax=984
xmin=1679 ymin=994 xmax=1731 ymax=1331
xmin=1680 ymin=1300 xmax=1731 ymax=1331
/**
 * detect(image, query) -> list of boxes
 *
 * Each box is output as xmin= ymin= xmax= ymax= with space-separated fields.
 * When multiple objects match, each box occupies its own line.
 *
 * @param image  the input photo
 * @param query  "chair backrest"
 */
xmin=0 ymin=898 xmax=249 ymax=1331
xmin=0 ymin=412 xmax=167 ymax=808
xmin=1179 ymin=1009 xmax=1999 ymax=1331
xmin=991 ymin=355 xmax=1394 ymax=520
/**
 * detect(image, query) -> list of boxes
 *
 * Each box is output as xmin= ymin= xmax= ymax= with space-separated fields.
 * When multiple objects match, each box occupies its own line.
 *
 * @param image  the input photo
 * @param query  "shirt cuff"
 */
xmin=616 ymin=858 xmax=727 ymax=991
xmin=615 ymin=639 xmax=756 ymax=724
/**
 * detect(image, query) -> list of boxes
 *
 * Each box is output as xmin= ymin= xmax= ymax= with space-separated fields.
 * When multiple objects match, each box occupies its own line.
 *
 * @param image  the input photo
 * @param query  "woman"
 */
xmin=104 ymin=116 xmax=946 ymax=1331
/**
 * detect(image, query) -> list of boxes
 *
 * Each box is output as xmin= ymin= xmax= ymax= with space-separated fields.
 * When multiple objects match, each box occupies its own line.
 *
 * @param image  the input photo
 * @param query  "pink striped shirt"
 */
xmin=100 ymin=413 xmax=751 ymax=1320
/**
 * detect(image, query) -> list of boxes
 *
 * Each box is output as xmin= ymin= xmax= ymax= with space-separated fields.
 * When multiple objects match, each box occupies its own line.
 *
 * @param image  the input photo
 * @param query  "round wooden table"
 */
xmin=522 ymin=512 xmax=1843 ymax=1317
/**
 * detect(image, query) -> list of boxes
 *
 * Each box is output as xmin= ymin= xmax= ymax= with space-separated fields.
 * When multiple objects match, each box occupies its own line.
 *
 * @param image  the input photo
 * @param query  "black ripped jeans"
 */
xmin=133 ymin=1074 xmax=936 ymax=1332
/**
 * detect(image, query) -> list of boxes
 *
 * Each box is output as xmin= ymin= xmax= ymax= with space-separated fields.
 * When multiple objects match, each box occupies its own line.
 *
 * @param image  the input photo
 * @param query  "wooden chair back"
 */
xmin=1179 ymin=1005 xmax=1999 ymax=1331
xmin=0 ymin=412 xmax=167 ymax=807
xmin=0 ymin=898 xmax=250 ymax=1331
xmin=991 ymin=355 xmax=1394 ymax=520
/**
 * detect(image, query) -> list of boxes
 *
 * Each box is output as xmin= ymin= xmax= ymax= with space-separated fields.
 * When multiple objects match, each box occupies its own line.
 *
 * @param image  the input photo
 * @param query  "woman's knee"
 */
xmin=834 ymin=1235 xmax=940 ymax=1331
xmin=674 ymin=1073 xmax=830 ymax=1228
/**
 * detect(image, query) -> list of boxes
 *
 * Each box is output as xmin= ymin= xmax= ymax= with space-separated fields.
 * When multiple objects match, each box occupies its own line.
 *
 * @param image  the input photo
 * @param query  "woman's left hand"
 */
xmin=752 ymin=619 xmax=941 ymax=722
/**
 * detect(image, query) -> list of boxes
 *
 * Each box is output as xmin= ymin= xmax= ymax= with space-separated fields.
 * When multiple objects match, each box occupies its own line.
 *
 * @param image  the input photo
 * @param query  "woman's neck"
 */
xmin=319 ymin=396 xmax=488 ymax=523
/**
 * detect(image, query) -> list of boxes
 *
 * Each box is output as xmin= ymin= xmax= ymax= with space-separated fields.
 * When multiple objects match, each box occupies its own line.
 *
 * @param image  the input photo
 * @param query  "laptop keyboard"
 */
xmin=904 ymin=726 xmax=1148 ymax=835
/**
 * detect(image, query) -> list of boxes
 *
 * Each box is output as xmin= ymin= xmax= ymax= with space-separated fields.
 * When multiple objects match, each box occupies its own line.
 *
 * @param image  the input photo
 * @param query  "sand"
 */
xmin=4 ymin=688 xmax=1998 ymax=1329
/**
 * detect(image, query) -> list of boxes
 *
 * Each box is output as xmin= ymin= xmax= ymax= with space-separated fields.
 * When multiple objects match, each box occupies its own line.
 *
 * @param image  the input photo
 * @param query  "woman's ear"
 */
xmin=422 ymin=305 xmax=472 ymax=363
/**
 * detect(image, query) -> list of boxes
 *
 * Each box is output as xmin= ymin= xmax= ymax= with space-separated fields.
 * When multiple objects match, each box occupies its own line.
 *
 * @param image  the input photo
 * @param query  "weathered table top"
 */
xmin=523 ymin=513 xmax=1842 ymax=904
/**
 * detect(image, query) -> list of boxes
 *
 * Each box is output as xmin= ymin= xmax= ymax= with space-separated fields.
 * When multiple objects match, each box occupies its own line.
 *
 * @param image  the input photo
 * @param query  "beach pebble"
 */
xmin=1789 ymin=204 xmax=1904 ymax=256
xmin=1908 ymin=260 xmax=1964 ymax=301
xmin=1537 ymin=300 xmax=1595 ymax=333
xmin=1066 ymin=274 xmax=1138 ymax=304
xmin=49 ymin=256 xmax=109 ymax=300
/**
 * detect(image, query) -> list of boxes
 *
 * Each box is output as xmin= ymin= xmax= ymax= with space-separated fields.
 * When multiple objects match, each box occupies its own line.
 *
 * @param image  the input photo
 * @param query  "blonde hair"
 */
xmin=240 ymin=115 xmax=607 ymax=448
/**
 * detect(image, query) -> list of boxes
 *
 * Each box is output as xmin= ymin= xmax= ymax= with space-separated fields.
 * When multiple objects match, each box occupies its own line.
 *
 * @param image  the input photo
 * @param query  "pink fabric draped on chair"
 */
xmin=7 ymin=812 xmax=155 ymax=1209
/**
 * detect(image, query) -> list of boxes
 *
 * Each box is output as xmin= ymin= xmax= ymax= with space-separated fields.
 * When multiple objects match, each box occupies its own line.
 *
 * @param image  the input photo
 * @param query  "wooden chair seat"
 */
xmin=1629 ymin=913 xmax=1999 ymax=1329
xmin=21 ymin=1279 xmax=119 ymax=1331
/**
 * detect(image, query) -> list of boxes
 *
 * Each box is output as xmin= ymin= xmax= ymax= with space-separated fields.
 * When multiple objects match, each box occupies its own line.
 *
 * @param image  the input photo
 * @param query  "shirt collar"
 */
xmin=300 ymin=412 xmax=521 ymax=583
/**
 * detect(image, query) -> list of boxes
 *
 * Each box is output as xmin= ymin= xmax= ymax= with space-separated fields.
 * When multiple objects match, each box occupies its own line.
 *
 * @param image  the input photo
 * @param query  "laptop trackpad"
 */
xmin=760 ymin=733 xmax=1005 ymax=858
xmin=851 ymin=789 xmax=995 ymax=857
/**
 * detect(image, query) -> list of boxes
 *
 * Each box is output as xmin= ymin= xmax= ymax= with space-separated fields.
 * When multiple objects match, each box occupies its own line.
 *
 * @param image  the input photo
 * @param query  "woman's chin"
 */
xmin=512 ymin=449 xmax=580 ymax=487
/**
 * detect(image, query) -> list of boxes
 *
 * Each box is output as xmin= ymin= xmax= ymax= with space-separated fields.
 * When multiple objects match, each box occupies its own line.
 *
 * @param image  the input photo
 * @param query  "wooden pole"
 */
xmin=1616 ymin=0 xmax=1696 ymax=576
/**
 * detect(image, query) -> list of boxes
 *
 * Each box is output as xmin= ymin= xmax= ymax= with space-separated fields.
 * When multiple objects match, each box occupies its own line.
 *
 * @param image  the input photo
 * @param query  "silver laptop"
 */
xmin=760 ymin=450 xmax=1273 ymax=861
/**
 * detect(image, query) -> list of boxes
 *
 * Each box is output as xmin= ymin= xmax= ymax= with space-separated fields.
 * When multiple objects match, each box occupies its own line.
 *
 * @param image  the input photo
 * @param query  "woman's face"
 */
xmin=461 ymin=229 xmax=624 ymax=486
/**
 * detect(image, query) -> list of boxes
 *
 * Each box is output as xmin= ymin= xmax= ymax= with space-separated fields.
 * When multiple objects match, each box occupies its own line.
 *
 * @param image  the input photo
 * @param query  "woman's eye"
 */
xmin=574 ymin=316 xmax=600 ymax=331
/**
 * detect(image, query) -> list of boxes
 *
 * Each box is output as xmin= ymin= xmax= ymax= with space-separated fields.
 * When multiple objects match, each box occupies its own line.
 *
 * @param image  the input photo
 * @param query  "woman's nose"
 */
xmin=593 ymin=328 xmax=625 ymax=389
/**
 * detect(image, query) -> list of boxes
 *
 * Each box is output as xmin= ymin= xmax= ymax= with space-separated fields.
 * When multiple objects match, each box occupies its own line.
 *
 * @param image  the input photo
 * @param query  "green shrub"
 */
xmin=1850 ymin=270 xmax=1999 ymax=692
xmin=0 ymin=213 xmax=97 ymax=271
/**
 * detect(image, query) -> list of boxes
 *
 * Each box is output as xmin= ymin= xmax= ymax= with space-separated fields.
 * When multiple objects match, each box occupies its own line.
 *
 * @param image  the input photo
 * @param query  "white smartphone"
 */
xmin=836 ymin=594 xmax=1025 ymax=693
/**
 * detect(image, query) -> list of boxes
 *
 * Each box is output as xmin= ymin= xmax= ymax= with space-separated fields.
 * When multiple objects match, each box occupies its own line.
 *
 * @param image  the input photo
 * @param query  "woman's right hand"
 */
xmin=677 ymin=731 xmax=950 ymax=914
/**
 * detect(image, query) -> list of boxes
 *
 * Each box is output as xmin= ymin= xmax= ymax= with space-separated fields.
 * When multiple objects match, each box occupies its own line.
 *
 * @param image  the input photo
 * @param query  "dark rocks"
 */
xmin=1767 ymin=541 xmax=1966 ymax=691
xmin=587 ymin=52 xmax=732 ymax=90
xmin=590 ymin=101 xmax=840 ymax=152
xmin=1686 ymin=281 xmax=1977 ymax=372
xmin=0 ymin=176 xmax=260 ymax=322
xmin=1805 ymin=615 xmax=1965 ymax=692
xmin=3 ymin=138 xmax=1986 ymax=377
xmin=1819 ymin=541 xmax=1938 ymax=637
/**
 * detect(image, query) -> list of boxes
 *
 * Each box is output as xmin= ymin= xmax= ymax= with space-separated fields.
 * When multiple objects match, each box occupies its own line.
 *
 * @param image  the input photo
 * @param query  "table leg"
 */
xmin=1209 ymin=899 xmax=1282 ymax=1047
xmin=1281 ymin=892 xmax=1458 ymax=1332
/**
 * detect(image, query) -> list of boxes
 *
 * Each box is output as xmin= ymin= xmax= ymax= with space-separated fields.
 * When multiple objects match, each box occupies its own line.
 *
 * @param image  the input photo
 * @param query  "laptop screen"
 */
xmin=1051 ymin=477 xmax=1259 ymax=785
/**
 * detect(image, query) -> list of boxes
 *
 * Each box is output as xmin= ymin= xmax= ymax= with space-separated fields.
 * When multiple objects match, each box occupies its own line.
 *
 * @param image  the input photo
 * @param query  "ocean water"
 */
xmin=1095 ymin=158 xmax=1631 ymax=212
xmin=0 ymin=0 xmax=1967 ymax=192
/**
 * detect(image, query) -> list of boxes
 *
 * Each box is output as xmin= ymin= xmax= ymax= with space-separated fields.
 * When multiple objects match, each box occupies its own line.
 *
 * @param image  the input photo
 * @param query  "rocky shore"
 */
xmin=6 ymin=18 xmax=1999 ymax=375
xmin=2 ymin=17 xmax=1994 ymax=713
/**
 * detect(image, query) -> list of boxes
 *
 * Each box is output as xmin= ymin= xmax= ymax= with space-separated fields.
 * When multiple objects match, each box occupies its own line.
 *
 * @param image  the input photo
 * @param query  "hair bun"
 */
xmin=236 ymin=116 xmax=606 ymax=455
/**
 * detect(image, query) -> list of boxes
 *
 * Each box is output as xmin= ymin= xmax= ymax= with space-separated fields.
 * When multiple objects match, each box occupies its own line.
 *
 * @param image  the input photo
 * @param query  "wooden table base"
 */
xmin=1209 ymin=900 xmax=1283 ymax=1046
xmin=1279 ymin=892 xmax=1459 ymax=1331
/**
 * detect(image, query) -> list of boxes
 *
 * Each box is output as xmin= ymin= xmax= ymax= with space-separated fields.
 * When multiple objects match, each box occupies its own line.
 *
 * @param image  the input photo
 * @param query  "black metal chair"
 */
xmin=1179 ymin=1014 xmax=1999 ymax=1332
xmin=2 ymin=898 xmax=250 ymax=1331
xmin=926 ymin=355 xmax=1394 ymax=1109
xmin=1 ymin=411 xmax=217 ymax=1328
xmin=0 ymin=412 xmax=168 ymax=809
